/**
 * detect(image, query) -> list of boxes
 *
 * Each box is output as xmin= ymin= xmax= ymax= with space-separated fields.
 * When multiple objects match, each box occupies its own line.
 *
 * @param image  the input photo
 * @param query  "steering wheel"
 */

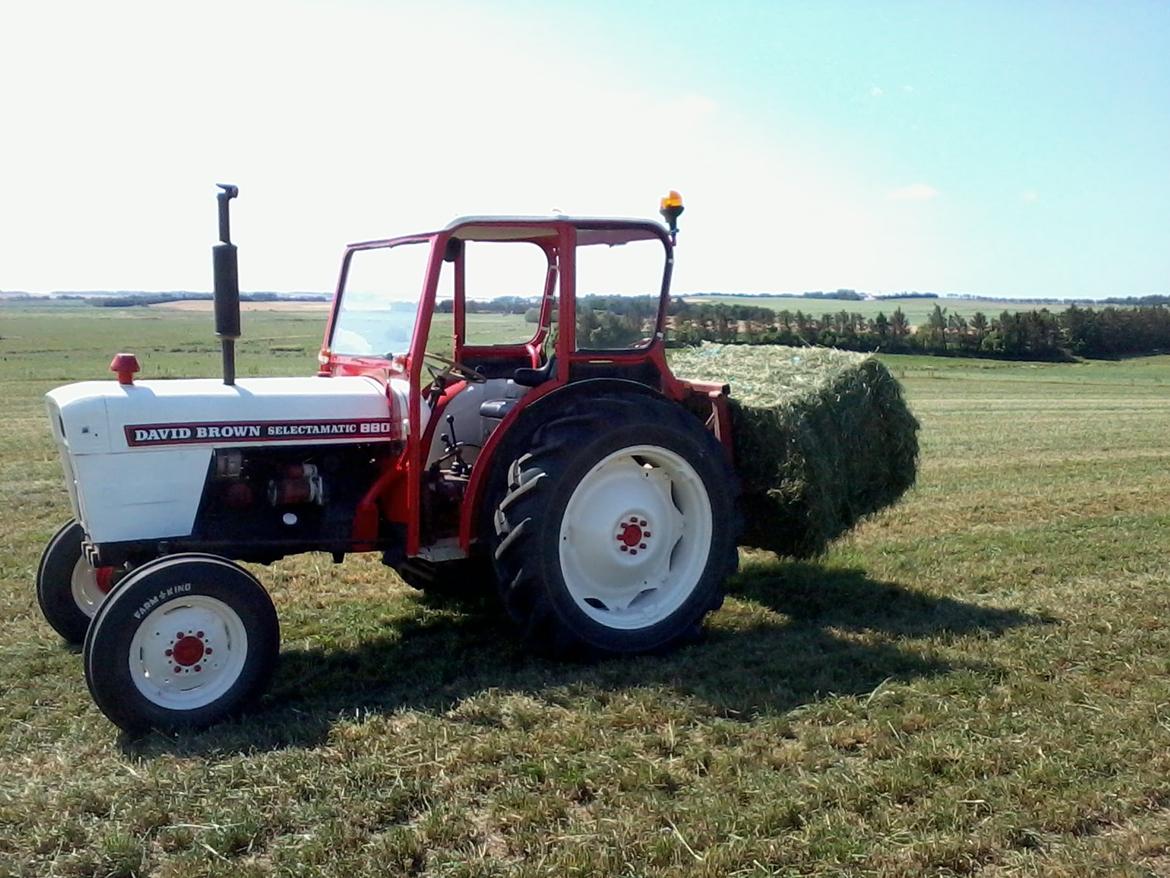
xmin=421 ymin=350 xmax=487 ymax=384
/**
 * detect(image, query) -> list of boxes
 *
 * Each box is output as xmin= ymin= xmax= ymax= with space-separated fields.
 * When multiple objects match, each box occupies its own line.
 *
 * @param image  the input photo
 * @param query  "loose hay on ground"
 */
xmin=670 ymin=344 xmax=920 ymax=557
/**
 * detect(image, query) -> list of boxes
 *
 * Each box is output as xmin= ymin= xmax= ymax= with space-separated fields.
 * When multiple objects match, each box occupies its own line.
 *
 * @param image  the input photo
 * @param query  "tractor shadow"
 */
xmin=123 ymin=560 xmax=1049 ymax=756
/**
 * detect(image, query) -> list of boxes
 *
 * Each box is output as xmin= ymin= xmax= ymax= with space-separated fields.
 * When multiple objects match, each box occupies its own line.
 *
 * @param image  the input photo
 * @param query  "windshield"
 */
xmin=330 ymin=241 xmax=431 ymax=357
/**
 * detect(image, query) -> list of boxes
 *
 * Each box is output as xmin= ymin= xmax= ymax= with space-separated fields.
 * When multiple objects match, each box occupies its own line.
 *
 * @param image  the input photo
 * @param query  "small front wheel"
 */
xmin=36 ymin=520 xmax=116 ymax=644
xmin=83 ymin=554 xmax=279 ymax=734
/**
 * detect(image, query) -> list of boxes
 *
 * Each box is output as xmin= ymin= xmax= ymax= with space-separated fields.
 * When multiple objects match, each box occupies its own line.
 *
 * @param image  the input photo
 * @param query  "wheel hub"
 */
xmin=95 ymin=566 xmax=115 ymax=594
xmin=128 ymin=597 xmax=247 ymax=708
xmin=559 ymin=445 xmax=713 ymax=630
xmin=71 ymin=559 xmax=113 ymax=617
xmin=615 ymin=516 xmax=652 ymax=555
xmin=168 ymin=632 xmax=211 ymax=672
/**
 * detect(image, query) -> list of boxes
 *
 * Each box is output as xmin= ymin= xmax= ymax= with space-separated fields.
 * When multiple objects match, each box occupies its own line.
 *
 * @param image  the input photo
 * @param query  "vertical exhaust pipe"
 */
xmin=212 ymin=183 xmax=241 ymax=385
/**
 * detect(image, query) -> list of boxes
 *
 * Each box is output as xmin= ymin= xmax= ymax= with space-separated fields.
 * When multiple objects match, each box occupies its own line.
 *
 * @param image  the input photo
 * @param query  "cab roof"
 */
xmin=348 ymin=216 xmax=672 ymax=251
xmin=444 ymin=215 xmax=670 ymax=247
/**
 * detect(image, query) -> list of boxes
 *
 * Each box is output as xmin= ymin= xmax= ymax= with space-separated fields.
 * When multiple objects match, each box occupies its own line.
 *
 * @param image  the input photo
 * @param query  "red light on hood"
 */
xmin=110 ymin=353 xmax=141 ymax=385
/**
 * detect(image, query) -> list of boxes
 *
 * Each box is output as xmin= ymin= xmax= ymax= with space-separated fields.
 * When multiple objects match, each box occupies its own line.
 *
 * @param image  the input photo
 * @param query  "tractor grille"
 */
xmin=45 ymin=398 xmax=82 ymax=522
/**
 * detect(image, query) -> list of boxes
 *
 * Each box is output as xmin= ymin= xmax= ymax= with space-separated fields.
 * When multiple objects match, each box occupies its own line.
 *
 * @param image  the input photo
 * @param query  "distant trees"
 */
xmin=501 ymin=292 xmax=1170 ymax=359
xmin=1101 ymin=294 xmax=1170 ymax=306
xmin=88 ymin=292 xmax=328 ymax=308
xmin=801 ymin=289 xmax=865 ymax=301
xmin=1059 ymin=304 xmax=1170 ymax=357
xmin=473 ymin=292 xmax=1170 ymax=359
xmin=92 ymin=293 xmax=213 ymax=307
xmin=665 ymin=300 xmax=1170 ymax=361
xmin=890 ymin=308 xmax=910 ymax=340
xmin=465 ymin=296 xmax=530 ymax=314
xmin=570 ymin=295 xmax=662 ymax=348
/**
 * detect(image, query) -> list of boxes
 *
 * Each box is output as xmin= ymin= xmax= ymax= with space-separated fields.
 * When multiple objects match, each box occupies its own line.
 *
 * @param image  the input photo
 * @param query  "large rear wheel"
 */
xmin=493 ymin=394 xmax=739 ymax=657
xmin=83 ymin=554 xmax=279 ymax=734
xmin=36 ymin=520 xmax=116 ymax=644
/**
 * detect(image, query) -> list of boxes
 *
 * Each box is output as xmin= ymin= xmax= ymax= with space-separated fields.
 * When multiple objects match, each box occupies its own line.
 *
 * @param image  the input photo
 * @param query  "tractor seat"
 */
xmin=479 ymin=398 xmax=517 ymax=420
xmin=512 ymin=356 xmax=556 ymax=388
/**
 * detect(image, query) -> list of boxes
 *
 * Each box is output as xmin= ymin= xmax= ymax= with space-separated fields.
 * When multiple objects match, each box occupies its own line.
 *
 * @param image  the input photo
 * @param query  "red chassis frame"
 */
xmin=316 ymin=216 xmax=733 ymax=561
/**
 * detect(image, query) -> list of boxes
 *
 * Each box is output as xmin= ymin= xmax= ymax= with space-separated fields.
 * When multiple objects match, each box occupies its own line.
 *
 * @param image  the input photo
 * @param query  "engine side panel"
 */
xmin=73 ymin=448 xmax=214 ymax=544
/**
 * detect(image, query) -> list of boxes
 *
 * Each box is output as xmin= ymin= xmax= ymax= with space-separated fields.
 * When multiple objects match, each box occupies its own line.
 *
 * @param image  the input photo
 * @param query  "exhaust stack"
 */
xmin=212 ymin=183 xmax=241 ymax=385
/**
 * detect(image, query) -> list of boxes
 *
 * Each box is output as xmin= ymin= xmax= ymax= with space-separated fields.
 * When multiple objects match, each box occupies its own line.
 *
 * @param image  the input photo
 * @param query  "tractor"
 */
xmin=38 ymin=186 xmax=741 ymax=733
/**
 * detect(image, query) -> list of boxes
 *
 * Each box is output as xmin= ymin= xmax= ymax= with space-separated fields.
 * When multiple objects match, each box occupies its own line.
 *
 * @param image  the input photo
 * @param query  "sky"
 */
xmin=1 ymin=0 xmax=1167 ymax=299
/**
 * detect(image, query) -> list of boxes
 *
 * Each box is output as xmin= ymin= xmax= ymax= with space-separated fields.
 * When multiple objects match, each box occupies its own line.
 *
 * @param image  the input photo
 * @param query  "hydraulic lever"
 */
xmin=440 ymin=414 xmax=471 ymax=477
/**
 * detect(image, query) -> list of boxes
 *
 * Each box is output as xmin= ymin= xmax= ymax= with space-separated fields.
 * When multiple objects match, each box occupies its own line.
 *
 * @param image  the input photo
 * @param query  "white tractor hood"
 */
xmin=44 ymin=375 xmax=412 ymax=545
xmin=47 ymin=375 xmax=408 ymax=456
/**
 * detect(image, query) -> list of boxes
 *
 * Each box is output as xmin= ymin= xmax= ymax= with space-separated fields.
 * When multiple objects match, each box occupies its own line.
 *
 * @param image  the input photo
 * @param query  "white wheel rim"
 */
xmin=70 ymin=558 xmax=106 ymax=617
xmin=128 ymin=595 xmax=249 ymax=711
xmin=558 ymin=444 xmax=713 ymax=630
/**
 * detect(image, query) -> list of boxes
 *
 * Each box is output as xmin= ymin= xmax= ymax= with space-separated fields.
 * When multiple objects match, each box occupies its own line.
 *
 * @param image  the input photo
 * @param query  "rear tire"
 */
xmin=493 ymin=394 xmax=739 ymax=658
xmin=83 ymin=554 xmax=279 ymax=734
xmin=36 ymin=520 xmax=115 ymax=644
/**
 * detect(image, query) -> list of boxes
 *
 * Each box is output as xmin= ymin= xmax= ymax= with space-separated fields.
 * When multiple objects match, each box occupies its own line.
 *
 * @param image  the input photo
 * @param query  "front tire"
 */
xmin=36 ymin=520 xmax=115 ymax=644
xmin=83 ymin=554 xmax=279 ymax=734
xmin=493 ymin=394 xmax=739 ymax=657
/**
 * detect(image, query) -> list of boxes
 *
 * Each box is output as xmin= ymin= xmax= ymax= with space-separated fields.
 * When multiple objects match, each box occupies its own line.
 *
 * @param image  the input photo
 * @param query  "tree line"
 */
xmin=89 ymin=292 xmax=328 ymax=307
xmin=668 ymin=301 xmax=1170 ymax=360
xmin=537 ymin=295 xmax=1170 ymax=358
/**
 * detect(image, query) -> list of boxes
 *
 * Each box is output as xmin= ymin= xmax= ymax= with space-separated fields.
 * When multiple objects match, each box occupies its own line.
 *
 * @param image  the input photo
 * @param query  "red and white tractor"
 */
xmin=39 ymin=187 xmax=741 ymax=733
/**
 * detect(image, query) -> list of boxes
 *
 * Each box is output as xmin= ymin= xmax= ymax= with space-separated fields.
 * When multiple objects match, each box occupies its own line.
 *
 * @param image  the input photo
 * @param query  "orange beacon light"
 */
xmin=659 ymin=191 xmax=684 ymax=245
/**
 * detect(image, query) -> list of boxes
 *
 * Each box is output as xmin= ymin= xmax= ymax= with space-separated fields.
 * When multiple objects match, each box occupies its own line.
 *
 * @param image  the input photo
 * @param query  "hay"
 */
xmin=670 ymin=344 xmax=919 ymax=557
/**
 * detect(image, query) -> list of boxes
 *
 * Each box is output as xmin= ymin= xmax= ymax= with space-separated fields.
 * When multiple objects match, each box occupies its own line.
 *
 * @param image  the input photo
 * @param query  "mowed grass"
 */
xmin=3 ymin=304 xmax=1170 ymax=876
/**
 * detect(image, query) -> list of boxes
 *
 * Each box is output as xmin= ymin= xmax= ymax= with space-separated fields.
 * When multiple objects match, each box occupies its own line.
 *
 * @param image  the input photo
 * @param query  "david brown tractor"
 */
xmin=38 ymin=186 xmax=741 ymax=733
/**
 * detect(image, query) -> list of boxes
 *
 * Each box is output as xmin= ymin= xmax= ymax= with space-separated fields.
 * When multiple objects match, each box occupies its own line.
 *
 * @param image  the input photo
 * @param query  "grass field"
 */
xmin=3 ymin=304 xmax=1170 ymax=876
xmin=682 ymin=295 xmax=1090 ymax=325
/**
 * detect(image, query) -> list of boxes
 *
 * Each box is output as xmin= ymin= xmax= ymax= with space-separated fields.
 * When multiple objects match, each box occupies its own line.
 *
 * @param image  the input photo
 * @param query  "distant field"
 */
xmin=3 ymin=304 xmax=1170 ymax=875
xmin=682 ymin=295 xmax=1096 ymax=324
xmin=151 ymin=299 xmax=331 ymax=312
xmin=5 ymin=293 xmax=1114 ymax=332
xmin=0 ymin=301 xmax=533 ymax=380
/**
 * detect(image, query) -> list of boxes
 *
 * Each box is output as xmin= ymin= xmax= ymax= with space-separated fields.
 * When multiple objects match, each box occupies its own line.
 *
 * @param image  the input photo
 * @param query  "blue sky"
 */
xmin=1 ymin=0 xmax=1166 ymax=298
